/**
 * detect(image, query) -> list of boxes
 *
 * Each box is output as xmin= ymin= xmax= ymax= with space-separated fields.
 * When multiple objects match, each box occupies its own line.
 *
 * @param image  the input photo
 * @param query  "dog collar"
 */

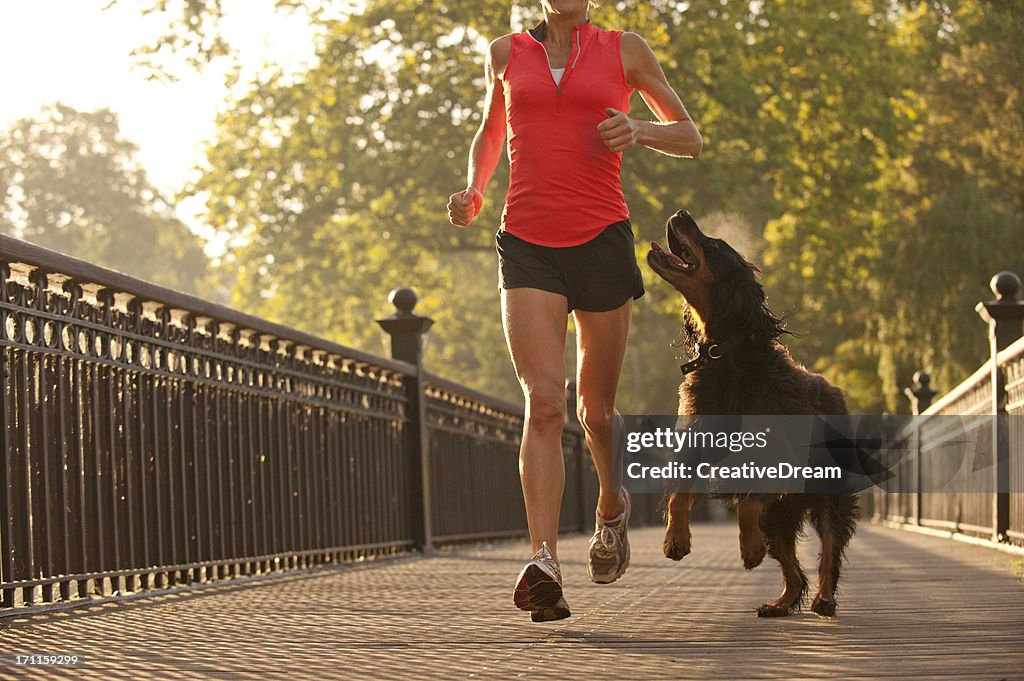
xmin=679 ymin=336 xmax=747 ymax=376
xmin=679 ymin=341 xmax=721 ymax=376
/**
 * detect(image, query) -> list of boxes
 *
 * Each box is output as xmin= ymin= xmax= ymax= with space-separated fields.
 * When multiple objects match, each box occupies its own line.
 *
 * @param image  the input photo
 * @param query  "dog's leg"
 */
xmin=810 ymin=507 xmax=836 ymax=617
xmin=663 ymin=492 xmax=696 ymax=560
xmin=810 ymin=495 xmax=859 ymax=618
xmin=756 ymin=498 xmax=807 ymax=617
xmin=737 ymin=496 xmax=766 ymax=570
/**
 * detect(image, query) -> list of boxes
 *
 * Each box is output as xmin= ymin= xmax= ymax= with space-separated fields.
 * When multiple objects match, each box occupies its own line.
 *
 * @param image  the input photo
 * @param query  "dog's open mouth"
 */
xmin=650 ymin=240 xmax=698 ymax=272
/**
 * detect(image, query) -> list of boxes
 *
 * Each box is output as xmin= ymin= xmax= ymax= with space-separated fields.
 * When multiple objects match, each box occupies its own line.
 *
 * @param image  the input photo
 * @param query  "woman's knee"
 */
xmin=524 ymin=385 xmax=567 ymax=431
xmin=576 ymin=400 xmax=613 ymax=436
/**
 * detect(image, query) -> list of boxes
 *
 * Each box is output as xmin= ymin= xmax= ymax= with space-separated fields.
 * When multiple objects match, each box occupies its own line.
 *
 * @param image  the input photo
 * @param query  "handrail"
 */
xmin=996 ymin=335 xmax=1024 ymax=366
xmin=0 ymin=234 xmax=415 ymax=376
xmin=920 ymin=359 xmax=992 ymax=417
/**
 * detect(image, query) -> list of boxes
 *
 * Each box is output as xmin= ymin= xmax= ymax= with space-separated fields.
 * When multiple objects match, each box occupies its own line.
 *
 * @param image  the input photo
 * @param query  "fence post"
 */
xmin=904 ymin=371 xmax=936 ymax=415
xmin=975 ymin=271 xmax=1024 ymax=543
xmin=904 ymin=371 xmax=935 ymax=526
xmin=376 ymin=288 xmax=435 ymax=554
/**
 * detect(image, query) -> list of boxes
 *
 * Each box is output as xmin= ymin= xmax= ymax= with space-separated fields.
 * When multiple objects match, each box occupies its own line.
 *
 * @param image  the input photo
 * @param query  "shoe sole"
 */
xmin=531 ymin=599 xmax=571 ymax=622
xmin=513 ymin=563 xmax=563 ymax=611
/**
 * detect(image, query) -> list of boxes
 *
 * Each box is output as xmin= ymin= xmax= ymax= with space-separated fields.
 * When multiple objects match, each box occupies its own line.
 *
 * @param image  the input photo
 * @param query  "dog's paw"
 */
xmin=755 ymin=602 xmax=795 ymax=618
xmin=663 ymin=535 xmax=691 ymax=561
xmin=811 ymin=597 xmax=837 ymax=618
xmin=740 ymin=540 xmax=766 ymax=570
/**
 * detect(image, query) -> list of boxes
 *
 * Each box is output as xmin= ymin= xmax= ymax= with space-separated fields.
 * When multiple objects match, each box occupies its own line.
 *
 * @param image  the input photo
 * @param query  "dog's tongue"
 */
xmin=652 ymin=241 xmax=688 ymax=267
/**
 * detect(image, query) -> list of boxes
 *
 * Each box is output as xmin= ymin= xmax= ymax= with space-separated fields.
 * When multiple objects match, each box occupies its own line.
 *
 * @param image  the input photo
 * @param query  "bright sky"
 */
xmin=0 ymin=0 xmax=320 ymax=249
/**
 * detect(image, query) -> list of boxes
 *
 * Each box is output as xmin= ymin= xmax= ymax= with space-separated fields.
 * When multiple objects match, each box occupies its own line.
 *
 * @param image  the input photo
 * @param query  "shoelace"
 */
xmin=594 ymin=524 xmax=621 ymax=558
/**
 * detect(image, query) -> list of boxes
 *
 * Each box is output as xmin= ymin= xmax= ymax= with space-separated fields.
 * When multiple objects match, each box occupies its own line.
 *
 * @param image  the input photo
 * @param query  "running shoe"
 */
xmin=587 ymin=487 xmax=631 ymax=584
xmin=513 ymin=542 xmax=571 ymax=621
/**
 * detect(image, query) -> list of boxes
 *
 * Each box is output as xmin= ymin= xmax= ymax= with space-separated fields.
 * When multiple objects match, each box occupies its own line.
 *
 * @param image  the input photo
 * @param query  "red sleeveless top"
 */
xmin=500 ymin=21 xmax=634 ymax=247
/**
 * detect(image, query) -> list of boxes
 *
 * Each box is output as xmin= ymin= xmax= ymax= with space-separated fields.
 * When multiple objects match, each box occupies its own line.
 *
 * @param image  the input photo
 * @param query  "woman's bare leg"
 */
xmin=502 ymin=287 xmax=569 ymax=562
xmin=573 ymin=299 xmax=632 ymax=520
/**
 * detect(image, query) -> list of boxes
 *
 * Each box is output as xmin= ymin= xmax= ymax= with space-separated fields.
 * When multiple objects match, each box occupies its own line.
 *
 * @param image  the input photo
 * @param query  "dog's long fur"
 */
xmin=646 ymin=210 xmax=859 ymax=618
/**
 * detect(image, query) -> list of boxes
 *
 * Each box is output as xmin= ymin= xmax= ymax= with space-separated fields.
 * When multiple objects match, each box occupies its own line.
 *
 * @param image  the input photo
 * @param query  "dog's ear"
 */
xmin=715 ymin=264 xmax=791 ymax=342
xmin=713 ymin=266 xmax=768 ymax=335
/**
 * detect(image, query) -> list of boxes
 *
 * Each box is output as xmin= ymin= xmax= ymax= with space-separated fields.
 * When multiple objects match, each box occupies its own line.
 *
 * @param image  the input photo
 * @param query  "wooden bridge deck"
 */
xmin=2 ymin=523 xmax=1022 ymax=679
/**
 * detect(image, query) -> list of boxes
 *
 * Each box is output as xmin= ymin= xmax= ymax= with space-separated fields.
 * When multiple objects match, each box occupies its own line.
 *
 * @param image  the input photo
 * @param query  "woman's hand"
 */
xmin=447 ymin=186 xmax=484 ymax=227
xmin=598 ymin=108 xmax=640 ymax=153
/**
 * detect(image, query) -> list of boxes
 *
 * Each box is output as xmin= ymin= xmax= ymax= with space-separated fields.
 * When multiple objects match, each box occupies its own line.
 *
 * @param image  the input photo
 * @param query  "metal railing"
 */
xmin=1008 ymin=340 xmax=1024 ymax=543
xmin=424 ymin=376 xmax=589 ymax=542
xmin=0 ymin=236 xmax=659 ymax=615
xmin=863 ymin=271 xmax=1024 ymax=547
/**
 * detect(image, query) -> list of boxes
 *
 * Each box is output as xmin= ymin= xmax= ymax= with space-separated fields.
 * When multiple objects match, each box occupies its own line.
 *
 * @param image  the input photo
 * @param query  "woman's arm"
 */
xmin=597 ymin=32 xmax=702 ymax=158
xmin=448 ymin=36 xmax=511 ymax=227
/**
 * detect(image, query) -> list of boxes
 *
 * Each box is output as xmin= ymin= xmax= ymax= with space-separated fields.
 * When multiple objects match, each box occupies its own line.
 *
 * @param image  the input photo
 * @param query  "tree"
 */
xmin=186 ymin=2 xmax=522 ymax=400
xmin=127 ymin=0 xmax=1024 ymax=413
xmin=0 ymin=104 xmax=209 ymax=295
xmin=761 ymin=0 xmax=1024 ymax=409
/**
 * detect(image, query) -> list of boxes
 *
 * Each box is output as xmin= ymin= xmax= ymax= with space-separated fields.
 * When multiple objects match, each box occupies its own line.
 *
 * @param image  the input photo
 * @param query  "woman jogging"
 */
xmin=447 ymin=0 xmax=702 ymax=622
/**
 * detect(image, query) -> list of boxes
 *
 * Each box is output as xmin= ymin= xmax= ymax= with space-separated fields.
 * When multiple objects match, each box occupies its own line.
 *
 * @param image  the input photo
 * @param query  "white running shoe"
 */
xmin=587 ymin=487 xmax=631 ymax=584
xmin=513 ymin=542 xmax=571 ymax=622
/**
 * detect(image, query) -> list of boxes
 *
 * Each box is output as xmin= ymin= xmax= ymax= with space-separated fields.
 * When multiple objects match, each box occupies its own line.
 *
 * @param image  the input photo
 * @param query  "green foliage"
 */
xmin=758 ymin=0 xmax=1024 ymax=411
xmin=189 ymin=0 xmax=521 ymax=399
xmin=0 ymin=104 xmax=210 ymax=295
xmin=134 ymin=0 xmax=1024 ymax=413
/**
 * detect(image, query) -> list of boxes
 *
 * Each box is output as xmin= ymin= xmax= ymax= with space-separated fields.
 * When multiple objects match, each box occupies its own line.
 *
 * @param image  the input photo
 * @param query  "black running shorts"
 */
xmin=496 ymin=220 xmax=646 ymax=313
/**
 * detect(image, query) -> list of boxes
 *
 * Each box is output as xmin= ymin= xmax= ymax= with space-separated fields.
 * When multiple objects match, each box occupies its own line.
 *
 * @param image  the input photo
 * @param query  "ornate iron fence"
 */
xmin=863 ymin=272 xmax=1024 ymax=547
xmin=0 ymin=235 xmax=659 ymax=615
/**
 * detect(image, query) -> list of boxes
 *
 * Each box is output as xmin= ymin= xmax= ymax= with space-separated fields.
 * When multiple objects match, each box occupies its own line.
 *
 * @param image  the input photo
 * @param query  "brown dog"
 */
xmin=646 ymin=210 xmax=859 ymax=618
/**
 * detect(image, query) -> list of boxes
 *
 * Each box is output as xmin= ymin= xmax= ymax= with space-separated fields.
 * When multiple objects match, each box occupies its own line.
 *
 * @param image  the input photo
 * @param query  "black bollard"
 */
xmin=904 ymin=371 xmax=937 ymax=416
xmin=975 ymin=272 xmax=1023 ymax=543
xmin=376 ymin=288 xmax=435 ymax=554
